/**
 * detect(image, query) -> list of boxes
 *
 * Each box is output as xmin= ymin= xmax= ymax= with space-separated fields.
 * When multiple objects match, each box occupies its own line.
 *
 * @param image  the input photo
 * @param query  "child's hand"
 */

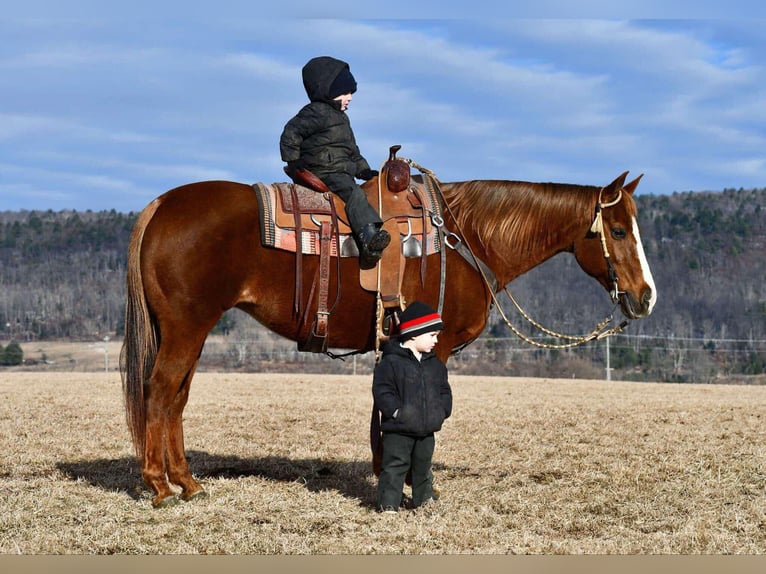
xmin=286 ymin=159 xmax=307 ymax=178
xmin=357 ymin=169 xmax=379 ymax=181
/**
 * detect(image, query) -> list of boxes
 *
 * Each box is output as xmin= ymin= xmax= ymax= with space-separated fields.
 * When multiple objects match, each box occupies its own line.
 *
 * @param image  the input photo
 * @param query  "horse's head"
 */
xmin=573 ymin=172 xmax=657 ymax=319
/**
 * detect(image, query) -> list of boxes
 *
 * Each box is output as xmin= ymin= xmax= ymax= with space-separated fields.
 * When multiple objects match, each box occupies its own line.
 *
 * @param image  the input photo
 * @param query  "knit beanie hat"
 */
xmin=328 ymin=66 xmax=357 ymax=98
xmin=398 ymin=301 xmax=443 ymax=340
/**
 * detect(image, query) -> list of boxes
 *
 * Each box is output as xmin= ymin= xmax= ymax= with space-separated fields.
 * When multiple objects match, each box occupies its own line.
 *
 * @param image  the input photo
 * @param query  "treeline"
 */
xmin=1 ymin=187 xmax=765 ymax=381
xmin=0 ymin=209 xmax=132 ymax=339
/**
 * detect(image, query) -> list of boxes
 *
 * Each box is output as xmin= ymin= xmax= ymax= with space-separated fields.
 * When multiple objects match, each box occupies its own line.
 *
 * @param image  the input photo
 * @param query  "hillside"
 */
xmin=1 ymin=187 xmax=765 ymax=382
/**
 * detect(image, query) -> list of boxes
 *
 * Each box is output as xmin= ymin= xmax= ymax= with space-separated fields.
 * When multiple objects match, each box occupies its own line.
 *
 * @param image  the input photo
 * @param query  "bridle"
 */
xmin=589 ymin=185 xmax=624 ymax=304
xmin=423 ymin=169 xmax=630 ymax=351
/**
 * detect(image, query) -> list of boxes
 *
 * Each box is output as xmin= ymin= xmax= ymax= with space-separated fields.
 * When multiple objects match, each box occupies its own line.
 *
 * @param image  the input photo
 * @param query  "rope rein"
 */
xmin=402 ymin=158 xmax=629 ymax=350
xmin=374 ymin=163 xmax=386 ymax=358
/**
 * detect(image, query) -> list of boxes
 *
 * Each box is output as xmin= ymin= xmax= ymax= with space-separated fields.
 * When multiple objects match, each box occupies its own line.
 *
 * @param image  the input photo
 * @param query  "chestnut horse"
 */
xmin=120 ymin=170 xmax=656 ymax=507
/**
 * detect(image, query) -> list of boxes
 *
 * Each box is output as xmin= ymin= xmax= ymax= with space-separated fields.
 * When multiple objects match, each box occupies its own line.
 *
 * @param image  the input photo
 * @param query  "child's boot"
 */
xmin=357 ymin=223 xmax=391 ymax=270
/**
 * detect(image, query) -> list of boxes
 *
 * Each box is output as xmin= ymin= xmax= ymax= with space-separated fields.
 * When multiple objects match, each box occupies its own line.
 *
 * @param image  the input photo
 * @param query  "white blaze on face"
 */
xmin=631 ymin=216 xmax=657 ymax=314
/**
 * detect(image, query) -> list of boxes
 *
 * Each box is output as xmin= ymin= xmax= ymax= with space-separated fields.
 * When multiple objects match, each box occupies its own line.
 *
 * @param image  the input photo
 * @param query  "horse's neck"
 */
xmin=442 ymin=180 xmax=594 ymax=286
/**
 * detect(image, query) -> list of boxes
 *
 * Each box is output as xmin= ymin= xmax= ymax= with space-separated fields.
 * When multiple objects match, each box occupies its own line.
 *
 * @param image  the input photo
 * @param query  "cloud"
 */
xmin=218 ymin=52 xmax=298 ymax=81
xmin=2 ymin=17 xmax=766 ymax=211
xmin=0 ymin=113 xmax=157 ymax=145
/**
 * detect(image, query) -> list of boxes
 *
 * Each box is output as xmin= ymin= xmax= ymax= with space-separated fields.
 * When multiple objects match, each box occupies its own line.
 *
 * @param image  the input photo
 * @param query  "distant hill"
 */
xmin=1 ymin=187 xmax=764 ymax=382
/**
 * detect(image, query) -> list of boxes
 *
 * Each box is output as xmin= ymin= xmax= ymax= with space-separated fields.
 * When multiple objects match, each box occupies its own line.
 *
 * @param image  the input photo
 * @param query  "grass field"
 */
xmin=1 ymin=371 xmax=766 ymax=554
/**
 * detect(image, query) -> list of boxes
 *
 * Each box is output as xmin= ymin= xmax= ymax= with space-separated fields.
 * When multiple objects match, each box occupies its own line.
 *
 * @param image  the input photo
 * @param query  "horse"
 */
xmin=120 ymin=169 xmax=656 ymax=507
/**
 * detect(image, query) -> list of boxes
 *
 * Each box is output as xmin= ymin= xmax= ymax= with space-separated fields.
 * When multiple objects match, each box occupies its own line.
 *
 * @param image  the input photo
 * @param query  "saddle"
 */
xmin=252 ymin=146 xmax=444 ymax=352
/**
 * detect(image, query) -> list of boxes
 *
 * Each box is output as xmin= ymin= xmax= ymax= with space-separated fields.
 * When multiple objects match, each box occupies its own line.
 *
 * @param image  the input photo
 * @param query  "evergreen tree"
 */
xmin=1 ymin=340 xmax=23 ymax=366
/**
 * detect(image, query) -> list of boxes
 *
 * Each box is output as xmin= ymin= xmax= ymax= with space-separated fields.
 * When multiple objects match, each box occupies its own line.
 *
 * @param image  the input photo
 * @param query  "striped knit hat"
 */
xmin=398 ymin=301 xmax=443 ymax=340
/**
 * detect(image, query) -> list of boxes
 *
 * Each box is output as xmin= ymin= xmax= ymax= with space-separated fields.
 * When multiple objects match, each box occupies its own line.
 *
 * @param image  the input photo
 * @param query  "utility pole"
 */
xmin=605 ymin=336 xmax=612 ymax=381
xmin=103 ymin=336 xmax=110 ymax=373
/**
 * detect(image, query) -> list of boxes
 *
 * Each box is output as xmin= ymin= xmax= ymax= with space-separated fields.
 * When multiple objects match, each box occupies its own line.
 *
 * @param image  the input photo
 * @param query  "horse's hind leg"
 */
xmin=143 ymin=374 xmax=180 ymax=507
xmin=166 ymin=358 xmax=208 ymax=502
xmin=143 ymin=329 xmax=207 ymax=508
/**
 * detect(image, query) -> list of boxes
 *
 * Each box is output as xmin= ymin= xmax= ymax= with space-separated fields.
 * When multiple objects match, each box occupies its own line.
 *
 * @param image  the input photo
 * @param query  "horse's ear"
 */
xmin=623 ymin=173 xmax=644 ymax=196
xmin=602 ymin=171 xmax=629 ymax=201
xmin=608 ymin=171 xmax=629 ymax=190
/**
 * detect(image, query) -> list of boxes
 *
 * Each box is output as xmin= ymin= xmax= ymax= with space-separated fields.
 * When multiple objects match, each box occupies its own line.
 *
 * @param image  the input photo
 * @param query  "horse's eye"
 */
xmin=611 ymin=227 xmax=627 ymax=240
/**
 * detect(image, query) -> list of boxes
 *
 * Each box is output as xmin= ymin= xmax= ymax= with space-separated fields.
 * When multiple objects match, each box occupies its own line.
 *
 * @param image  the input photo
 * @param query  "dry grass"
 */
xmin=1 ymin=372 xmax=766 ymax=554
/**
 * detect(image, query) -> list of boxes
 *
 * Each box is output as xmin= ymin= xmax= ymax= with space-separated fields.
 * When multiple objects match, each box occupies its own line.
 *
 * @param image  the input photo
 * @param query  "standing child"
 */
xmin=280 ymin=56 xmax=390 ymax=269
xmin=372 ymin=301 xmax=452 ymax=513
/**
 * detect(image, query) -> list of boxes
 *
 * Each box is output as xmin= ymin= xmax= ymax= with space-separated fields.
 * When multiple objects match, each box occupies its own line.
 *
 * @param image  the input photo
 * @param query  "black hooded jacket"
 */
xmin=372 ymin=340 xmax=453 ymax=437
xmin=280 ymin=57 xmax=372 ymax=179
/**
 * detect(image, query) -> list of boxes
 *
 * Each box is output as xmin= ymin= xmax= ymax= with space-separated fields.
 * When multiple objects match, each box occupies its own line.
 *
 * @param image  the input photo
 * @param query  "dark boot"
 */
xmin=357 ymin=223 xmax=391 ymax=270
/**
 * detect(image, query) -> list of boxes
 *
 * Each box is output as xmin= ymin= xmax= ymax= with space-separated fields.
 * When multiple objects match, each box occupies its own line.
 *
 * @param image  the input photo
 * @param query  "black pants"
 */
xmin=377 ymin=432 xmax=435 ymax=509
xmin=320 ymin=172 xmax=382 ymax=235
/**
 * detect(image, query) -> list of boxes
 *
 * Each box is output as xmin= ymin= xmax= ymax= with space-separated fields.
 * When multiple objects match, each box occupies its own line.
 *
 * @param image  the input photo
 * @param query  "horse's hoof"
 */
xmin=181 ymin=489 xmax=208 ymax=502
xmin=152 ymin=494 xmax=180 ymax=509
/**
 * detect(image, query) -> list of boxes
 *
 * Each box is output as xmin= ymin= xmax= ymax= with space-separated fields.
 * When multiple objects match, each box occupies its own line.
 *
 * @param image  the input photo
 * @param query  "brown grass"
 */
xmin=1 ymin=372 xmax=765 ymax=554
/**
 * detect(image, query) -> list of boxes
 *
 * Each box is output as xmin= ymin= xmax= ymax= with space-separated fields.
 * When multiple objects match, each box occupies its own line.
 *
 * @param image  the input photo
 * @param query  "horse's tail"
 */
xmin=119 ymin=198 xmax=161 ymax=461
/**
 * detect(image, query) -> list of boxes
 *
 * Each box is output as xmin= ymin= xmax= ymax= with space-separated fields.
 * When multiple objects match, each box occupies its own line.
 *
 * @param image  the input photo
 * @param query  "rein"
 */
xmin=499 ymin=288 xmax=628 ymax=349
xmin=403 ymin=162 xmax=629 ymax=350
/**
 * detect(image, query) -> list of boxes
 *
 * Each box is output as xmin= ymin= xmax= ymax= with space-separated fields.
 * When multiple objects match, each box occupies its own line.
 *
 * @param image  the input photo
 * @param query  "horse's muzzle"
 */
xmin=619 ymin=287 xmax=654 ymax=319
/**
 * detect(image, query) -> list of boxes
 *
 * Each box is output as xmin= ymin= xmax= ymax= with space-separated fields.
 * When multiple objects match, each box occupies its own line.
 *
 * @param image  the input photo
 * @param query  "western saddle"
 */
xmin=252 ymin=146 xmax=444 ymax=353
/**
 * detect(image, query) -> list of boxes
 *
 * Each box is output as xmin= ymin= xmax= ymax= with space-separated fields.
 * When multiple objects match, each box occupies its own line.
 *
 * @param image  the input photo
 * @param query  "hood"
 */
xmin=302 ymin=56 xmax=351 ymax=102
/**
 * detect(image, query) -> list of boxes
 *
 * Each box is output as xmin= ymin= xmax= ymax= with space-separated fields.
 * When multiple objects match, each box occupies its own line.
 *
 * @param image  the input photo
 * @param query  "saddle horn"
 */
xmin=384 ymin=144 xmax=410 ymax=193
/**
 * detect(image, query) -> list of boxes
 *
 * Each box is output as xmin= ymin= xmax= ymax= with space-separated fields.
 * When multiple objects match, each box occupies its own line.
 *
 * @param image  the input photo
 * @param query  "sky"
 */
xmin=2 ymin=5 xmax=766 ymax=213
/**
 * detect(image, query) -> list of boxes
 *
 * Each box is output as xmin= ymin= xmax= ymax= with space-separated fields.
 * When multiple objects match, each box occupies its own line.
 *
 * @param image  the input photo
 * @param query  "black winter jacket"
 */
xmin=372 ymin=341 xmax=452 ymax=437
xmin=280 ymin=57 xmax=371 ymax=179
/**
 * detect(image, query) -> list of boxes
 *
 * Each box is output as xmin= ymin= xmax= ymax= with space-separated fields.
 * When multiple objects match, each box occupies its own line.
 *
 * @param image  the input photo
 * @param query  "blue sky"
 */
xmin=2 ymin=6 xmax=766 ymax=212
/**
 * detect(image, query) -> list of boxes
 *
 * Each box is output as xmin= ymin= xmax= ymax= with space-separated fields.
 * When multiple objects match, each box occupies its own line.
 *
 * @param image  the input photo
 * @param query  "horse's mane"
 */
xmin=439 ymin=180 xmax=601 ymax=253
